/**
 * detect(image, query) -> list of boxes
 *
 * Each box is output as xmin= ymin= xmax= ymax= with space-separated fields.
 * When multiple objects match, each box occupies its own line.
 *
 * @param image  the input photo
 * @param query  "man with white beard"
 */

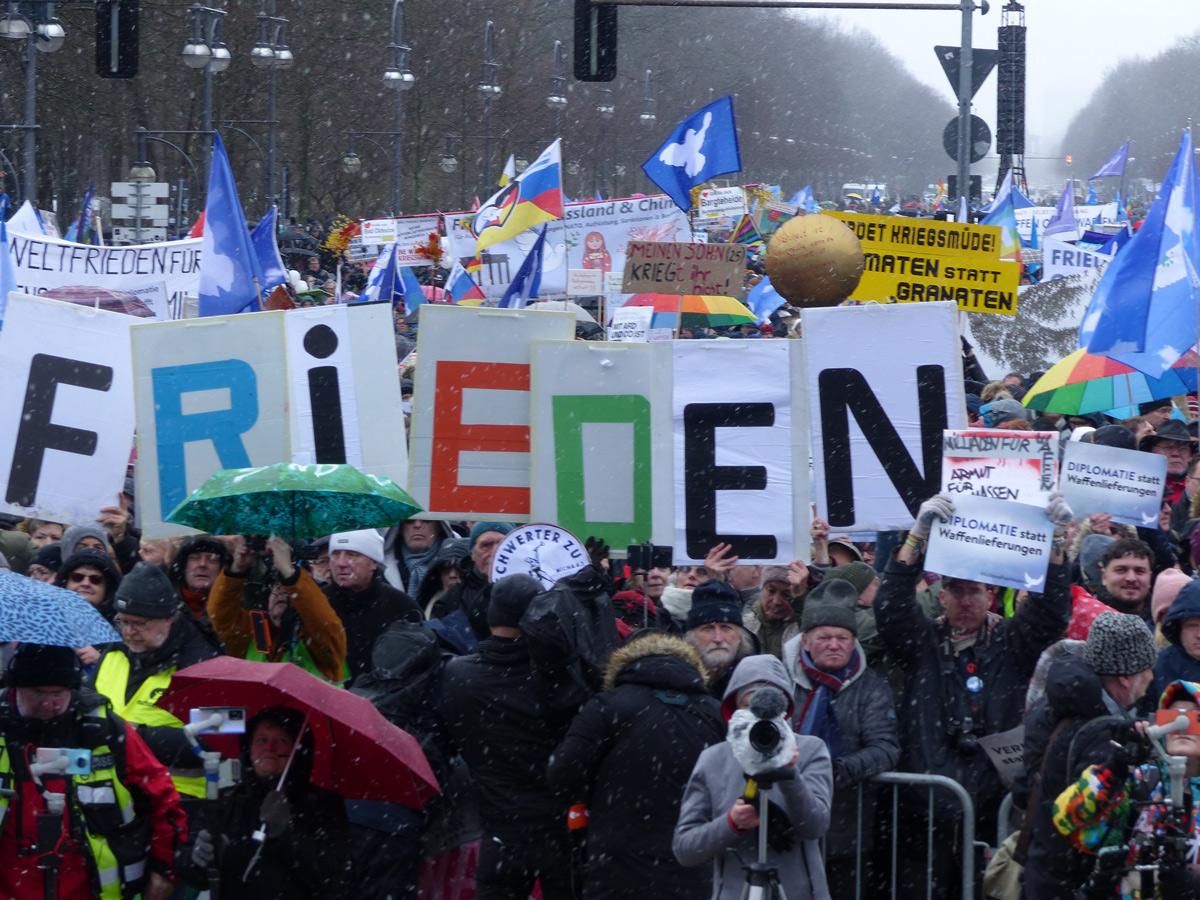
xmin=683 ymin=580 xmax=758 ymax=698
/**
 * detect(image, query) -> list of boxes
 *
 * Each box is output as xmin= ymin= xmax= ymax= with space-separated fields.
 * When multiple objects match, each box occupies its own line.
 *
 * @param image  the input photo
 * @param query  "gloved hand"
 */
xmin=191 ymin=829 xmax=215 ymax=868
xmin=1107 ymin=723 xmax=1153 ymax=778
xmin=910 ymin=495 xmax=954 ymax=541
xmin=260 ymin=790 xmax=292 ymax=839
xmin=1045 ymin=491 xmax=1074 ymax=529
xmin=585 ymin=536 xmax=610 ymax=568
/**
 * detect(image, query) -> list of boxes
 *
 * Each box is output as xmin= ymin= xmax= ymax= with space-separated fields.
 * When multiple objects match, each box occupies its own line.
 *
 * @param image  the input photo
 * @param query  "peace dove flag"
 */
xmin=642 ymin=96 xmax=741 ymax=213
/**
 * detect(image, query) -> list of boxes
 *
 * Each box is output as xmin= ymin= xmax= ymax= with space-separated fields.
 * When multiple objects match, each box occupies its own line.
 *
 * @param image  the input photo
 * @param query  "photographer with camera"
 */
xmin=874 ymin=491 xmax=1073 ymax=899
xmin=208 ymin=536 xmax=348 ymax=684
xmin=1050 ymin=679 xmax=1200 ymax=899
xmin=673 ymin=654 xmax=833 ymax=900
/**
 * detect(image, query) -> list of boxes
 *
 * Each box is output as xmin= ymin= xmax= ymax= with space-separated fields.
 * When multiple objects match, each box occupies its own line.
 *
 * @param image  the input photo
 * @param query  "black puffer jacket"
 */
xmin=547 ymin=633 xmax=724 ymax=900
xmin=874 ymin=558 xmax=1070 ymax=824
xmin=442 ymin=635 xmax=573 ymax=839
xmin=325 ymin=574 xmax=421 ymax=680
xmin=1019 ymin=653 xmax=1130 ymax=900
xmin=521 ymin=564 xmax=621 ymax=714
xmin=429 ymin=558 xmax=491 ymax=641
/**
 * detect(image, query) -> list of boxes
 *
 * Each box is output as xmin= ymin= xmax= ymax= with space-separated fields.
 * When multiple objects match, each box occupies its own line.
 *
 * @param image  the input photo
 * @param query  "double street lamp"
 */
xmin=179 ymin=4 xmax=229 ymax=186
xmin=250 ymin=0 xmax=293 ymax=209
xmin=382 ymin=0 xmax=414 ymax=214
xmin=477 ymin=19 xmax=501 ymax=194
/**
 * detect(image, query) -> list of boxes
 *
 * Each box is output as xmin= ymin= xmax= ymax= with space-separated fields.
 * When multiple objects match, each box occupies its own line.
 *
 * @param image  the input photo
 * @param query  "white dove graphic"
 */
xmin=1022 ymin=572 xmax=1045 ymax=591
xmin=658 ymin=112 xmax=713 ymax=178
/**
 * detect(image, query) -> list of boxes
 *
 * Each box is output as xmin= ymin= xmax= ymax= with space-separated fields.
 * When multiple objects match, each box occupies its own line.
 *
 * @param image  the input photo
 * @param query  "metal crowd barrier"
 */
xmin=843 ymin=771 xmax=978 ymax=900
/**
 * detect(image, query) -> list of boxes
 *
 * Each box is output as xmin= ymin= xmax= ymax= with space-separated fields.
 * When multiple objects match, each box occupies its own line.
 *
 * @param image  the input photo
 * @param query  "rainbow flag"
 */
xmin=473 ymin=139 xmax=564 ymax=255
xmin=731 ymin=214 xmax=763 ymax=245
xmin=446 ymin=262 xmax=485 ymax=303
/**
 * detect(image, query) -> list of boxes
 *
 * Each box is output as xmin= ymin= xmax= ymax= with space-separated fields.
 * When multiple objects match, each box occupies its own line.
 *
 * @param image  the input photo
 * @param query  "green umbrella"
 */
xmin=166 ymin=463 xmax=421 ymax=537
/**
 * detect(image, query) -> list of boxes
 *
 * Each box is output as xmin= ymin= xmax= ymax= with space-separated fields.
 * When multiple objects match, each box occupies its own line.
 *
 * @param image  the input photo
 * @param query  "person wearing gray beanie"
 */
xmin=1084 ymin=610 xmax=1158 ymax=681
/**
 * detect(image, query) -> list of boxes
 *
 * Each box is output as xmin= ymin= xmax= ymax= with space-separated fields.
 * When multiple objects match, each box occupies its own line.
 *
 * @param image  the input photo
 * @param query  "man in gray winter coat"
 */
xmin=673 ymin=654 xmax=833 ymax=900
xmin=783 ymin=601 xmax=899 ymax=899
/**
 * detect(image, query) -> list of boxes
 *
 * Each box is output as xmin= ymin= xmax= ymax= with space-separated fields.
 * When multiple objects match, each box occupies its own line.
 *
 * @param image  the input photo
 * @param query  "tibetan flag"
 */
xmin=446 ymin=262 xmax=486 ymax=303
xmin=472 ymin=139 xmax=564 ymax=255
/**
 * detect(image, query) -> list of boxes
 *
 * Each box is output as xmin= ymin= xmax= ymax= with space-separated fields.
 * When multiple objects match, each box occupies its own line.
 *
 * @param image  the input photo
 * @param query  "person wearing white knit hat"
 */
xmin=325 ymin=529 xmax=421 ymax=679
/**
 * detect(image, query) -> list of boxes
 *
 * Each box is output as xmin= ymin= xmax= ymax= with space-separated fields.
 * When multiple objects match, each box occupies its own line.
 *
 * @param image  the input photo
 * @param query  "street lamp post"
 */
xmin=383 ymin=0 xmax=414 ymax=215
xmin=546 ymin=40 xmax=568 ymax=137
xmin=477 ymin=20 xmax=501 ymax=194
xmin=594 ymin=87 xmax=614 ymax=199
xmin=180 ymin=3 xmax=229 ymax=189
xmin=639 ymin=68 xmax=656 ymax=126
xmin=252 ymin=0 xmax=293 ymax=210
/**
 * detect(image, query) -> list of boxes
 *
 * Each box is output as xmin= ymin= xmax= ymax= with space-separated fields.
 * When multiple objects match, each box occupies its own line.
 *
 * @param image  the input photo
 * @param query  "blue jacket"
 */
xmin=1154 ymin=579 xmax=1200 ymax=701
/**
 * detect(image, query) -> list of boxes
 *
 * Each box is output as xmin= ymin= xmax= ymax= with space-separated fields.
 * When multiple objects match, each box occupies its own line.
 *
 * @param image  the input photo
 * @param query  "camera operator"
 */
xmin=1051 ymin=679 xmax=1200 ymax=899
xmin=208 ymin=536 xmax=348 ymax=684
xmin=673 ymin=654 xmax=833 ymax=900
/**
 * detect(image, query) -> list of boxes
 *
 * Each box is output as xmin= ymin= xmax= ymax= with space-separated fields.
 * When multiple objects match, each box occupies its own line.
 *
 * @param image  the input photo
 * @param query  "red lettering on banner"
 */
xmin=430 ymin=360 xmax=530 ymax=515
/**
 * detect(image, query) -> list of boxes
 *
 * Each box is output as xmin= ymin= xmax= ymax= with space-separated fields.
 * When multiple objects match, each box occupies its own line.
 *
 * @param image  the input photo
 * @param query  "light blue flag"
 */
xmin=198 ymin=133 xmax=265 ymax=316
xmin=1085 ymin=185 xmax=1098 ymax=205
xmin=1024 ymin=214 xmax=1040 ymax=251
xmin=361 ymin=245 xmax=396 ymax=303
xmin=398 ymin=265 xmax=426 ymax=311
xmin=1080 ymin=130 xmax=1200 ymax=377
xmin=251 ymin=206 xmax=288 ymax=293
xmin=1089 ymin=141 xmax=1130 ymax=181
xmin=65 ymin=183 xmax=94 ymax=243
xmin=746 ymin=276 xmax=785 ymax=324
xmin=1098 ymin=225 xmax=1131 ymax=258
xmin=499 ymin=225 xmax=547 ymax=309
xmin=870 ymin=186 xmax=882 ymax=205
xmin=795 ymin=184 xmax=820 ymax=214
xmin=0 ymin=195 xmax=15 ymax=330
xmin=1044 ymin=181 xmax=1078 ymax=239
xmin=642 ymin=96 xmax=741 ymax=212
xmin=1011 ymin=184 xmax=1035 ymax=209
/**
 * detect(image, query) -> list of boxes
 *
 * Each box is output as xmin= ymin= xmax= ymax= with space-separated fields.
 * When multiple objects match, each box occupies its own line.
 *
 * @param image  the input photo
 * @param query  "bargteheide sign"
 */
xmin=621 ymin=241 xmax=746 ymax=297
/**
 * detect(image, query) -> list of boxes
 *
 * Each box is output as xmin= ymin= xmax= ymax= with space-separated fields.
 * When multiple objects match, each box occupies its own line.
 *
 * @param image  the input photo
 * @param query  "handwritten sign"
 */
xmin=621 ymin=241 xmax=746 ymax=297
xmin=1059 ymin=440 xmax=1167 ymax=527
xmin=924 ymin=493 xmax=1053 ymax=592
xmin=608 ymin=305 xmax=653 ymax=342
xmin=567 ymin=268 xmax=603 ymax=297
xmin=941 ymin=429 xmax=1058 ymax=504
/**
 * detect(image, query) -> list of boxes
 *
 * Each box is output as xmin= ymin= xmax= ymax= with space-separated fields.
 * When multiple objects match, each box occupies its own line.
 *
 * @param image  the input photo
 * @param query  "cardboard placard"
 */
xmin=924 ymin=493 xmax=1054 ymax=592
xmin=1059 ymin=440 xmax=1167 ymax=527
xmin=941 ymin=429 xmax=1058 ymax=504
xmin=0 ymin=293 xmax=136 ymax=525
xmin=621 ymin=241 xmax=746 ymax=297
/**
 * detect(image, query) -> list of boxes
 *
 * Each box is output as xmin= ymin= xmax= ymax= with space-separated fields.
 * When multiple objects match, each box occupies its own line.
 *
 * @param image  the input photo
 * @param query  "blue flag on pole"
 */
xmin=499 ymin=225 xmax=547 ymax=309
xmin=746 ymin=276 xmax=785 ymax=324
xmin=198 ymin=133 xmax=265 ymax=317
xmin=362 ymin=245 xmax=396 ymax=303
xmin=0 ymin=195 xmax=15 ymax=330
xmin=1080 ymin=130 xmax=1200 ymax=377
xmin=642 ymin=96 xmax=741 ymax=212
xmin=1085 ymin=184 xmax=1098 ymax=205
xmin=1089 ymin=141 xmax=1130 ymax=181
xmin=251 ymin=206 xmax=288 ymax=293
xmin=1044 ymin=181 xmax=1078 ymax=239
xmin=398 ymin=265 xmax=426 ymax=311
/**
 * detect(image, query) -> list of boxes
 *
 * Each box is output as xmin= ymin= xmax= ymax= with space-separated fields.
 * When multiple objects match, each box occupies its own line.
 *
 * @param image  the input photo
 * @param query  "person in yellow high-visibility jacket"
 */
xmin=88 ymin=562 xmax=223 ymax=799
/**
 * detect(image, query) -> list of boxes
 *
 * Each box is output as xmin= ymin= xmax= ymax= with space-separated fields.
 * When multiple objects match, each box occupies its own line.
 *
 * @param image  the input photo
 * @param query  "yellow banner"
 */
xmin=824 ymin=210 xmax=1004 ymax=262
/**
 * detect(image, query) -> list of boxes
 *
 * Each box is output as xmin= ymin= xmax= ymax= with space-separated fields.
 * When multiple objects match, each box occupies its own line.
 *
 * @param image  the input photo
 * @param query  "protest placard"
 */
xmin=393 ymin=215 xmax=443 ymax=266
xmin=1042 ymin=236 xmax=1109 ymax=281
xmin=7 ymin=231 xmax=201 ymax=320
xmin=697 ymin=186 xmax=747 ymax=220
xmin=361 ymin=218 xmax=397 ymax=247
xmin=608 ymin=306 xmax=653 ymax=342
xmin=979 ymin=725 xmax=1025 ymax=788
xmin=529 ymin=341 xmax=673 ymax=549
xmin=941 ymin=429 xmax=1058 ymax=504
xmin=567 ymin=268 xmax=603 ymax=297
xmin=924 ymin=493 xmax=1054 ymax=592
xmin=409 ymin=305 xmax=576 ymax=521
xmin=672 ymin=340 xmax=809 ymax=564
xmin=621 ymin=241 xmax=746 ymax=297
xmin=805 ymin=301 xmax=966 ymax=531
xmin=0 ymin=293 xmax=135 ymax=525
xmin=1059 ymin=440 xmax=1167 ymax=526
xmin=443 ymin=212 xmax=568 ymax=302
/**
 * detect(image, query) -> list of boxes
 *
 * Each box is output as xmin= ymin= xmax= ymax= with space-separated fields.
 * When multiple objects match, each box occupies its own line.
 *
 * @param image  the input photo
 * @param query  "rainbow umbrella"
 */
xmin=1023 ymin=348 xmax=1198 ymax=416
xmin=625 ymin=294 xmax=757 ymax=330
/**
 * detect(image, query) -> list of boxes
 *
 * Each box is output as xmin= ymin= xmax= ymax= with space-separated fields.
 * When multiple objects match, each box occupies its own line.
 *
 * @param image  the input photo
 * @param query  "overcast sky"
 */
xmin=799 ymin=1 xmax=1200 ymax=185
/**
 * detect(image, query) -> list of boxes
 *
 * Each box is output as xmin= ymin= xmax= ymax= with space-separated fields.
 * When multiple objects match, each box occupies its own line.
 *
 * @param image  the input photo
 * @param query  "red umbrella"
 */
xmin=159 ymin=657 xmax=439 ymax=809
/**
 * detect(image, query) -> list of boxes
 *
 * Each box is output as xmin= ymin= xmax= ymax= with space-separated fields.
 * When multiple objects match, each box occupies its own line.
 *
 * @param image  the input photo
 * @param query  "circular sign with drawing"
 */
xmin=490 ymin=523 xmax=589 ymax=588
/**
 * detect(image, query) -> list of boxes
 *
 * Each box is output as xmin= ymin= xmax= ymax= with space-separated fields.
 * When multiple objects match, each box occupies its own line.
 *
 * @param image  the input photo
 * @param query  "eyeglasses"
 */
xmin=68 ymin=572 xmax=104 ymax=586
xmin=113 ymin=616 xmax=151 ymax=632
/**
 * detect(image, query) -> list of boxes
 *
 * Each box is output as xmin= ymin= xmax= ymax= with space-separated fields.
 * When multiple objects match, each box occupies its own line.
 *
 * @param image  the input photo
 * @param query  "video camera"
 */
xmin=728 ymin=686 xmax=797 ymax=782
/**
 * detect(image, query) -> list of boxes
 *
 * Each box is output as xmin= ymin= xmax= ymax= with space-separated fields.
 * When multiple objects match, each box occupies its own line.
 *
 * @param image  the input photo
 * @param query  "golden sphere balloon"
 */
xmin=765 ymin=215 xmax=865 ymax=307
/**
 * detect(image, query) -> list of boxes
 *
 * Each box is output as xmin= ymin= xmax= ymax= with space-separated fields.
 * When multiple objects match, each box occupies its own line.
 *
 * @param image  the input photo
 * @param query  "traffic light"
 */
xmin=96 ymin=0 xmax=139 ymax=79
xmin=1064 ymin=154 xmax=1073 ymax=167
xmin=573 ymin=0 xmax=617 ymax=82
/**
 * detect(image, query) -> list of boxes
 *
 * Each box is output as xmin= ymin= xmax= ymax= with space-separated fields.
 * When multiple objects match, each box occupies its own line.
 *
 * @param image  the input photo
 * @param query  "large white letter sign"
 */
xmin=408 ymin=305 xmax=576 ymax=521
xmin=804 ymin=301 xmax=966 ymax=531
xmin=0 ymin=293 xmax=135 ymax=524
xmin=132 ymin=312 xmax=289 ymax=537
xmin=283 ymin=303 xmax=408 ymax=487
xmin=530 ymin=340 xmax=673 ymax=549
xmin=672 ymin=340 xmax=808 ymax=564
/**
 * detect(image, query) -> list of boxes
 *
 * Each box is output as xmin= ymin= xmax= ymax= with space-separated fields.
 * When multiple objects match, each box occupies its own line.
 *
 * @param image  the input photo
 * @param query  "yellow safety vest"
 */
xmin=0 ymin=704 xmax=146 ymax=899
xmin=92 ymin=653 xmax=205 ymax=798
xmin=245 ymin=637 xmax=348 ymax=686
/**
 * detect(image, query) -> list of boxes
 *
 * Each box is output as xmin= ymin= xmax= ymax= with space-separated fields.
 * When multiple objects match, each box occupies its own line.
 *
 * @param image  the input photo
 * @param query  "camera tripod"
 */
xmin=739 ymin=777 xmax=789 ymax=900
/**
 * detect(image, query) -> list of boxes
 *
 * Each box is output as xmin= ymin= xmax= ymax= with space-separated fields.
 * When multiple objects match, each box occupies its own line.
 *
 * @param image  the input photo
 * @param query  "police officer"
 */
xmin=90 ymin=563 xmax=222 ymax=800
xmin=0 ymin=644 xmax=187 ymax=899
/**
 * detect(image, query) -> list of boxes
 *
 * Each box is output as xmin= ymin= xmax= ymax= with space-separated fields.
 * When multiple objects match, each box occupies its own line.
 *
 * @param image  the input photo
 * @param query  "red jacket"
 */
xmin=0 ymin=713 xmax=187 ymax=899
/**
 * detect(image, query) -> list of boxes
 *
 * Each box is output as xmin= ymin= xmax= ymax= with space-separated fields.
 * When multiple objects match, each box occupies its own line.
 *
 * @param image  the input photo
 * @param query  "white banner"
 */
xmin=672 ymin=340 xmax=808 ymax=564
xmin=443 ymin=212 xmax=569 ymax=302
xmin=1060 ymin=440 xmax=1167 ymax=527
xmin=1014 ymin=203 xmax=1118 ymax=241
xmin=924 ymin=493 xmax=1054 ymax=592
xmin=529 ymin=341 xmax=674 ymax=549
xmin=408 ymin=305 xmax=576 ymax=520
xmin=804 ymin=302 xmax=966 ymax=531
xmin=1042 ymin=236 xmax=1110 ymax=281
xmin=393 ymin=215 xmax=444 ymax=267
xmin=283 ymin=303 xmax=408 ymax=487
xmin=0 ymin=293 xmax=135 ymax=525
xmin=8 ymin=230 xmax=201 ymax=320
